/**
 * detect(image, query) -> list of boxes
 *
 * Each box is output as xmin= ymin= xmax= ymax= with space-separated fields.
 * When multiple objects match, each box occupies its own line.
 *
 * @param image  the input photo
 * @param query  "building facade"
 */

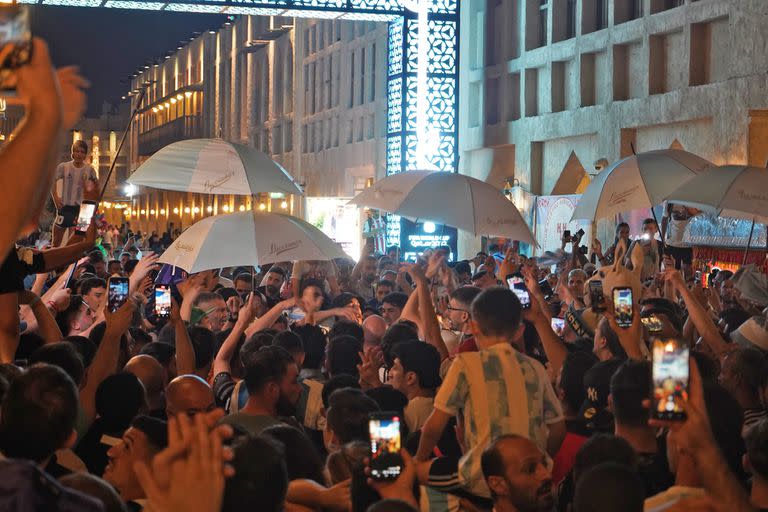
xmin=127 ymin=14 xmax=387 ymax=251
xmin=458 ymin=0 xmax=768 ymax=254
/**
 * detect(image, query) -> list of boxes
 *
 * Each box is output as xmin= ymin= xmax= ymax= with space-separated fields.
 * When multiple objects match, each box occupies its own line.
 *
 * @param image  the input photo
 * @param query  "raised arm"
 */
xmin=170 ymin=300 xmax=195 ymax=376
xmin=213 ymin=295 xmax=258 ymax=377
xmin=664 ymin=268 xmax=729 ymax=358
xmin=0 ymin=39 xmax=63 ymax=256
xmin=80 ymin=298 xmax=136 ymax=426
xmin=19 ymin=290 xmax=63 ymax=343
xmin=243 ymin=297 xmax=295 ymax=338
xmin=407 ymin=263 xmax=448 ymax=361
xmin=41 ymin=221 xmax=97 ymax=271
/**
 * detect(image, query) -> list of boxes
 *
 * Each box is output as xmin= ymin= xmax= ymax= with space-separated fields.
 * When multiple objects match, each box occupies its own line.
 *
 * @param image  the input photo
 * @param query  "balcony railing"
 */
xmin=138 ymin=115 xmax=203 ymax=156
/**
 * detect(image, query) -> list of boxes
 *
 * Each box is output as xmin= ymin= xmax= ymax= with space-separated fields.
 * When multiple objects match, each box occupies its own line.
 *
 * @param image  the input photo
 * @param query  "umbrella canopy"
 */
xmin=570 ymin=149 xmax=711 ymax=222
xmin=158 ymin=211 xmax=347 ymax=273
xmin=665 ymin=165 xmax=768 ymax=223
xmin=128 ymin=138 xmax=303 ymax=196
xmin=348 ymin=171 xmax=536 ymax=244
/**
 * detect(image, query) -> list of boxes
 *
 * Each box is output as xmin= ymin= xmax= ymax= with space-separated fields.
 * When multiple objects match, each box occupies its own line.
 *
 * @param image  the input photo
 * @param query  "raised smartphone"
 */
xmin=368 ymin=412 xmax=403 ymax=481
xmin=651 ymin=338 xmax=689 ymax=421
xmin=154 ymin=284 xmax=171 ymax=318
xmin=507 ymin=276 xmax=531 ymax=309
xmin=612 ymin=287 xmax=633 ymax=328
xmin=589 ymin=280 xmax=606 ymax=313
xmin=75 ymin=200 xmax=97 ymax=234
xmin=107 ymin=277 xmax=129 ymax=313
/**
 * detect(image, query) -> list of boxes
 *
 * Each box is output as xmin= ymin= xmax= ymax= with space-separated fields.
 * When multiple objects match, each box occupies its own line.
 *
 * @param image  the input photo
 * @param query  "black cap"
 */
xmin=130 ymin=415 xmax=168 ymax=450
xmin=578 ymin=358 xmax=623 ymax=432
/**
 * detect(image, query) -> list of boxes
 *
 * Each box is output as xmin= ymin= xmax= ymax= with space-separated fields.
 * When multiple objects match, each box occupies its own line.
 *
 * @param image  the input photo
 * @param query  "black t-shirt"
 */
xmin=637 ymin=436 xmax=674 ymax=497
xmin=0 ymin=246 xmax=45 ymax=294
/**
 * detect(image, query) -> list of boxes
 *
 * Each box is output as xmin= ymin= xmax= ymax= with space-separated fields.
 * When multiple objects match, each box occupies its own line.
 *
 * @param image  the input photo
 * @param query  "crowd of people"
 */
xmin=1 ymin=37 xmax=768 ymax=512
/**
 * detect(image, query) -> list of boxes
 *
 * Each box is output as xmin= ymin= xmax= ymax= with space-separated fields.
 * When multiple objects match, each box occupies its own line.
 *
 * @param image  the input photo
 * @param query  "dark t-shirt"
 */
xmin=213 ymin=372 xmax=236 ymax=412
xmin=0 ymin=246 xmax=45 ymax=294
xmin=637 ymin=436 xmax=674 ymax=497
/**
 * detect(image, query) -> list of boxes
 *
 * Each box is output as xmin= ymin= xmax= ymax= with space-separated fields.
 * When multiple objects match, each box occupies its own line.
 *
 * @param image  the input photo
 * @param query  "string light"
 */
xmin=152 ymin=107 xmax=158 ymax=113
xmin=258 ymin=203 xmax=266 ymax=211
xmin=150 ymin=209 xmax=156 ymax=215
xmin=206 ymin=206 xmax=213 ymax=213
xmin=185 ymin=91 xmax=193 ymax=97
xmin=170 ymin=97 xmax=177 ymax=104
xmin=173 ymin=207 xmax=179 ymax=214
xmin=193 ymin=207 xmax=200 ymax=213
xmin=280 ymin=200 xmax=288 ymax=209
xmin=176 ymin=94 xmax=183 ymax=100
xmin=158 ymin=104 xmax=164 ymax=110
xmin=160 ymin=209 xmax=166 ymax=215
xmin=140 ymin=209 xmax=146 ymax=215
xmin=184 ymin=207 xmax=191 ymax=214
xmin=238 ymin=205 xmax=245 ymax=212
xmin=222 ymin=205 xmax=230 ymax=212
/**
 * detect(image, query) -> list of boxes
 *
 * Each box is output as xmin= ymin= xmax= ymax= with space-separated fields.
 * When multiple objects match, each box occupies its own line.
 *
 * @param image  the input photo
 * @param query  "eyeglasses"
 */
xmin=446 ymin=306 xmax=469 ymax=313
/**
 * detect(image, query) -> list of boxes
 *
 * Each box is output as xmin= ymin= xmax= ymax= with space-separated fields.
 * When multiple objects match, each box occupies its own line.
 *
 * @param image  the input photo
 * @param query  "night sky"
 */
xmin=30 ymin=6 xmax=226 ymax=116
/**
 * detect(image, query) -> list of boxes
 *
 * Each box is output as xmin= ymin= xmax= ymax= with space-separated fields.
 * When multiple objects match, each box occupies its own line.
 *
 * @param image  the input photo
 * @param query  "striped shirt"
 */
xmin=434 ymin=342 xmax=564 ymax=497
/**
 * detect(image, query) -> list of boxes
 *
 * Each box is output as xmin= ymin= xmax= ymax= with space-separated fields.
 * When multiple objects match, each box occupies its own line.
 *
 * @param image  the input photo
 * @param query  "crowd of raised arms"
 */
xmin=0 ymin=37 xmax=767 ymax=512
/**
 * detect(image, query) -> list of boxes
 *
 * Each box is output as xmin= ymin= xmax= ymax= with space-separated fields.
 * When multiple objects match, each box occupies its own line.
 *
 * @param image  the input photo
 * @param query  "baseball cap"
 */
xmin=578 ymin=358 xmax=623 ymax=432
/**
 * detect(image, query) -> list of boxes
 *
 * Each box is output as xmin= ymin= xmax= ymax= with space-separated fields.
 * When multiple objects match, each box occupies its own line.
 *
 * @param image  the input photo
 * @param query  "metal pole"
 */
xmin=99 ymin=87 xmax=147 ymax=201
xmin=742 ymin=217 xmax=756 ymax=266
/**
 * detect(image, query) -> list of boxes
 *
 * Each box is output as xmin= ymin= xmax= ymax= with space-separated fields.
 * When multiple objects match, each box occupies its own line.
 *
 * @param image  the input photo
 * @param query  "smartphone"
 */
xmin=107 ymin=277 xmax=129 ymax=313
xmin=651 ymin=338 xmax=689 ymax=421
xmin=154 ymin=284 xmax=171 ymax=318
xmin=75 ymin=200 xmax=97 ymax=233
xmin=575 ymin=228 xmax=585 ymax=239
xmin=589 ymin=280 xmax=606 ymax=313
xmin=0 ymin=4 xmax=32 ymax=91
xmin=641 ymin=314 xmax=664 ymax=334
xmin=507 ymin=276 xmax=531 ymax=309
xmin=538 ymin=279 xmax=554 ymax=299
xmin=368 ymin=412 xmax=403 ymax=481
xmin=63 ymin=263 xmax=78 ymax=290
xmin=612 ymin=287 xmax=633 ymax=328
xmin=694 ymin=270 xmax=702 ymax=284
xmin=563 ymin=230 xmax=571 ymax=240
xmin=551 ymin=317 xmax=565 ymax=333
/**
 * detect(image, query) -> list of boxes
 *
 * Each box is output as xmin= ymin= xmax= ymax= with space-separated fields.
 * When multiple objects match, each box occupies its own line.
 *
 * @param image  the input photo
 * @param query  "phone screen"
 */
xmin=551 ymin=317 xmax=565 ymax=333
xmin=154 ymin=284 xmax=171 ymax=318
xmin=108 ymin=277 xmax=129 ymax=313
xmin=538 ymin=279 xmax=554 ymax=299
xmin=652 ymin=339 xmax=689 ymax=421
xmin=507 ymin=277 xmax=531 ymax=309
xmin=613 ymin=287 xmax=633 ymax=328
xmin=641 ymin=314 xmax=664 ymax=333
xmin=76 ymin=201 xmax=97 ymax=233
xmin=589 ymin=280 xmax=606 ymax=312
xmin=369 ymin=414 xmax=403 ymax=481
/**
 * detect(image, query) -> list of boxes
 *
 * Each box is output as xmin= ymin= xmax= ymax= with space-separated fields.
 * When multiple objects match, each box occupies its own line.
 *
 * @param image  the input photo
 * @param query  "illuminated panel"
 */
xmin=164 ymin=3 xmax=224 ymax=11
xmin=103 ymin=1 xmax=165 ymax=9
xmin=338 ymin=12 xmax=398 ymax=21
xmin=222 ymin=5 xmax=281 ymax=14
xmin=280 ymin=9 xmax=340 ymax=18
xmin=42 ymin=0 xmax=103 ymax=6
xmin=290 ymin=0 xmax=344 ymax=7
xmin=350 ymin=0 xmax=404 ymax=11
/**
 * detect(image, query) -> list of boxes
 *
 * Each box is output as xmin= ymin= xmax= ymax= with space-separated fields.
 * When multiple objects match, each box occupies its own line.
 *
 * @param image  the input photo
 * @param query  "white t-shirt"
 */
xmin=404 ymin=396 xmax=434 ymax=432
xmin=664 ymin=204 xmax=695 ymax=248
xmin=55 ymin=161 xmax=97 ymax=206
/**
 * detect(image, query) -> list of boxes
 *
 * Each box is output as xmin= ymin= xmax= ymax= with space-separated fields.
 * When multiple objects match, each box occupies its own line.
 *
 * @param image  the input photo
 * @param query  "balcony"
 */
xmin=138 ymin=115 xmax=202 ymax=156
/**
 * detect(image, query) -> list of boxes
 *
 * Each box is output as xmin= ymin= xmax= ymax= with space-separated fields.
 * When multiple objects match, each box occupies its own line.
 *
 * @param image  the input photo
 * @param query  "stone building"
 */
xmin=126 ymin=14 xmax=387 ymax=249
xmin=457 ymin=0 xmax=768 ymax=253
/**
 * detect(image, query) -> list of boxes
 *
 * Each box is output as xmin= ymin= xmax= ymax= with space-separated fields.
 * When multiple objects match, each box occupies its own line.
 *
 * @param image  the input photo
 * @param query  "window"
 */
xmin=285 ymin=122 xmax=293 ymax=152
xmin=349 ymin=51 xmax=355 ymax=108
xmin=360 ymin=47 xmax=366 ymax=106
xmin=370 ymin=44 xmax=376 ymax=102
xmin=597 ymin=0 xmax=608 ymax=30
xmin=539 ymin=0 xmax=548 ymax=47
xmin=566 ymin=0 xmax=577 ymax=38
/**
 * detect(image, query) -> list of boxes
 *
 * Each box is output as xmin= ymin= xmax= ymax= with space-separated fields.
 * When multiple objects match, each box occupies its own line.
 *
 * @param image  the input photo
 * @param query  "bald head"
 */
xmin=363 ymin=315 xmax=387 ymax=348
xmin=124 ymin=355 xmax=165 ymax=401
xmin=165 ymin=375 xmax=215 ymax=418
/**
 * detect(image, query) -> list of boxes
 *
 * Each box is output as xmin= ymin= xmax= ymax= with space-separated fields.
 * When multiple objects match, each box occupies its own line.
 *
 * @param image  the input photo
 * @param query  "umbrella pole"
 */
xmin=650 ymin=208 xmax=665 ymax=252
xmin=99 ymin=87 xmax=147 ymax=201
xmin=742 ymin=217 xmax=756 ymax=266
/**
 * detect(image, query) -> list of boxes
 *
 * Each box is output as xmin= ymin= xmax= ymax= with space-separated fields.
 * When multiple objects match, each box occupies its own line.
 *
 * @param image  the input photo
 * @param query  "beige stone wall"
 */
xmin=459 ymin=0 xmax=768 ymax=257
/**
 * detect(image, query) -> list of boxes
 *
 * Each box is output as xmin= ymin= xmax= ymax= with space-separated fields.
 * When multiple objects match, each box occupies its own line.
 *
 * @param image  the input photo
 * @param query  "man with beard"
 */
xmin=445 ymin=286 xmax=482 ymax=354
xmin=257 ymin=266 xmax=286 ymax=308
xmin=481 ymin=434 xmax=555 ymax=512
xmin=218 ymin=346 xmax=302 ymax=436
xmin=352 ymin=255 xmax=378 ymax=301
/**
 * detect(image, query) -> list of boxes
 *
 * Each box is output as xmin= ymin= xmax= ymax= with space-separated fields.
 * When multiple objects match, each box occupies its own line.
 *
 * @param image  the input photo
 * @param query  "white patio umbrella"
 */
xmin=128 ymin=138 xmax=303 ymax=196
xmin=348 ymin=171 xmax=536 ymax=244
xmin=158 ymin=211 xmax=347 ymax=273
xmin=570 ymin=149 xmax=711 ymax=222
xmin=665 ymin=165 xmax=768 ymax=263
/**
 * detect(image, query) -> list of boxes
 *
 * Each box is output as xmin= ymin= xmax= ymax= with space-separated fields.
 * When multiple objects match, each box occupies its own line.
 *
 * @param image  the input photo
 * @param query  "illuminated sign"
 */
xmin=400 ymin=218 xmax=457 ymax=262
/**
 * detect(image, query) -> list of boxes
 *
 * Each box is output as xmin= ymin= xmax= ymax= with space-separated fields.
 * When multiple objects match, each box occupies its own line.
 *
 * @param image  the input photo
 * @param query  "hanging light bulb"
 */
xmin=173 ymin=207 xmax=179 ymax=214
xmin=193 ymin=207 xmax=200 ymax=213
xmin=238 ymin=205 xmax=245 ymax=212
xmin=280 ymin=200 xmax=288 ymax=209
xmin=184 ymin=207 xmax=191 ymax=214
xmin=258 ymin=203 xmax=266 ymax=211
xmin=150 ymin=209 xmax=156 ymax=215
xmin=206 ymin=206 xmax=213 ymax=213
xmin=222 ymin=205 xmax=230 ymax=212
xmin=160 ymin=209 xmax=166 ymax=215
xmin=140 ymin=209 xmax=146 ymax=215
